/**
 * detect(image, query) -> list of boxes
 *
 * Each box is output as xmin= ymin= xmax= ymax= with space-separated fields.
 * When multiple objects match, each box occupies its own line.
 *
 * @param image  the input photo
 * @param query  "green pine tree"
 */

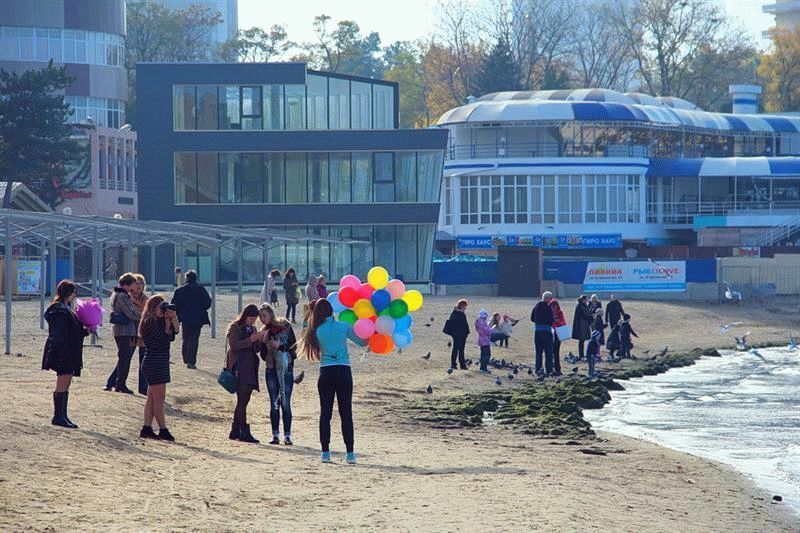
xmin=473 ymin=38 xmax=520 ymax=97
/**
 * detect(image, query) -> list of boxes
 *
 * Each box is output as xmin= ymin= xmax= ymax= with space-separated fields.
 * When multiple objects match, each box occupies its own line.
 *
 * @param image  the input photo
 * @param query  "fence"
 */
xmin=720 ymin=265 xmax=800 ymax=296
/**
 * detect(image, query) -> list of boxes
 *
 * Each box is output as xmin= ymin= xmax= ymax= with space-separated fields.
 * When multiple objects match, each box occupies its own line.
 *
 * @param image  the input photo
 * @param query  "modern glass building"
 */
xmin=136 ymin=63 xmax=448 ymax=283
xmin=437 ymin=88 xmax=800 ymax=252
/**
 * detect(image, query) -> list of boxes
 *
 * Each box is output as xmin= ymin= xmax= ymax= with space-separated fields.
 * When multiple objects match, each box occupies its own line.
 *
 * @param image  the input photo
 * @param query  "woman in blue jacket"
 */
xmin=299 ymin=298 xmax=365 ymax=464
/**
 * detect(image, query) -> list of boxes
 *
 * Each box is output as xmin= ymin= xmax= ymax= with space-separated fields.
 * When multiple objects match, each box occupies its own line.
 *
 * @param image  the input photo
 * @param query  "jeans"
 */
xmin=105 ymin=345 xmax=147 ymax=394
xmin=534 ymin=329 xmax=554 ymax=374
xmin=107 ymin=336 xmax=136 ymax=390
xmin=479 ymin=345 xmax=491 ymax=371
xmin=318 ymin=365 xmax=354 ymax=453
xmin=266 ymin=368 xmax=294 ymax=437
xmin=490 ymin=332 xmax=509 ymax=347
xmin=450 ymin=336 xmax=467 ymax=369
xmin=285 ymin=303 xmax=297 ymax=321
xmin=181 ymin=324 xmax=202 ymax=365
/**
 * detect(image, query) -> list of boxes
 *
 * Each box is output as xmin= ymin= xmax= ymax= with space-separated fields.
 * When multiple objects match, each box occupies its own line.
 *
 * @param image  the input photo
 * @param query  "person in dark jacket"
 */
xmin=258 ymin=303 xmax=298 ymax=445
xmin=104 ymin=273 xmax=142 ymax=394
xmin=571 ymin=294 xmax=592 ymax=361
xmin=226 ymin=304 xmax=263 ymax=443
xmin=171 ymin=269 xmax=212 ymax=369
xmin=283 ymin=268 xmax=299 ymax=323
xmin=444 ymin=299 xmax=470 ymax=370
xmin=42 ymin=280 xmax=89 ymax=428
xmin=619 ymin=313 xmax=639 ymax=359
xmin=588 ymin=294 xmax=602 ymax=316
xmin=531 ymin=291 xmax=555 ymax=376
xmin=138 ymin=295 xmax=179 ymax=441
xmin=586 ymin=329 xmax=602 ymax=377
xmin=591 ymin=309 xmax=606 ymax=349
xmin=605 ymin=294 xmax=625 ymax=328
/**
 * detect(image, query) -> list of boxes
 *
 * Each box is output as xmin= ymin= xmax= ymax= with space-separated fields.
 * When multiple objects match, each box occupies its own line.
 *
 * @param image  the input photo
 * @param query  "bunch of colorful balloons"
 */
xmin=326 ymin=266 xmax=424 ymax=354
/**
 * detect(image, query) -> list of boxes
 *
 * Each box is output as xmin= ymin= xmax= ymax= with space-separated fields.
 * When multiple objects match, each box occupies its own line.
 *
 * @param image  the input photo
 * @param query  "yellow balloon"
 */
xmin=402 ymin=290 xmax=424 ymax=312
xmin=353 ymin=298 xmax=376 ymax=319
xmin=367 ymin=266 xmax=390 ymax=290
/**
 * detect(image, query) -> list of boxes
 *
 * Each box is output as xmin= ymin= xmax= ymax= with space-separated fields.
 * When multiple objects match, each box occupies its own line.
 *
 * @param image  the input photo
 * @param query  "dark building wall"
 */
xmin=0 ymin=0 xmax=125 ymax=35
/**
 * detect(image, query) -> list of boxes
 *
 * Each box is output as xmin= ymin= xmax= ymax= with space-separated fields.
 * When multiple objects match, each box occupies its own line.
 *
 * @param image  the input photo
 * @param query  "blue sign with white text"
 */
xmin=456 ymin=234 xmax=622 ymax=250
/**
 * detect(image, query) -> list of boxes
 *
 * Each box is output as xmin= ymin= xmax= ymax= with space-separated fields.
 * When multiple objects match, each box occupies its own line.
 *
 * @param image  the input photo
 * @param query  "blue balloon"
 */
xmin=392 ymin=329 xmax=413 ymax=348
xmin=370 ymin=289 xmax=391 ymax=312
xmin=327 ymin=291 xmax=346 ymax=313
xmin=394 ymin=314 xmax=412 ymax=332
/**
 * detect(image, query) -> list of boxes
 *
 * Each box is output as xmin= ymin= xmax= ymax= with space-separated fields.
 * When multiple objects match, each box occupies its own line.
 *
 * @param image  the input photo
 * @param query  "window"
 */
xmin=286 ymin=153 xmax=307 ymax=203
xmin=417 ymin=151 xmax=443 ymax=202
xmin=196 ymin=86 xmax=218 ymax=129
xmin=265 ymin=153 xmax=284 ymax=203
xmin=309 ymin=153 xmax=329 ymax=202
xmin=329 ymin=77 xmax=350 ymax=129
xmin=374 ymin=152 xmax=394 ymax=202
xmin=396 ymin=152 xmax=416 ymax=202
xmin=239 ymin=153 xmax=264 ymax=202
xmin=264 ymin=85 xmax=283 ymax=129
xmin=285 ymin=85 xmax=305 ymax=129
xmin=396 ymin=225 xmax=417 ymax=280
xmin=351 ymin=81 xmax=372 ymax=129
xmin=197 ymin=153 xmax=218 ymax=203
xmin=330 ymin=153 xmax=351 ymax=203
xmin=373 ymin=84 xmax=394 ymax=128
xmin=352 ymin=153 xmax=372 ymax=202
xmin=219 ymin=153 xmax=236 ymax=203
xmin=375 ymin=226 xmax=396 ymax=277
xmin=173 ymin=86 xmax=196 ymax=130
xmin=175 ymin=153 xmax=197 ymax=204
xmin=218 ymin=86 xmax=240 ymax=129
xmin=307 ymin=75 xmax=327 ymax=129
xmin=444 ymin=177 xmax=451 ymax=225
xmin=240 ymin=86 xmax=263 ymax=130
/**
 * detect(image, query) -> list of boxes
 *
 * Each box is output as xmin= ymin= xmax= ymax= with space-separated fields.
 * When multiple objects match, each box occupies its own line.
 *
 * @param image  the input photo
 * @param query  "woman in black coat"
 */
xmin=571 ymin=294 xmax=592 ymax=361
xmin=42 ymin=280 xmax=89 ymax=428
xmin=444 ymin=299 xmax=470 ymax=370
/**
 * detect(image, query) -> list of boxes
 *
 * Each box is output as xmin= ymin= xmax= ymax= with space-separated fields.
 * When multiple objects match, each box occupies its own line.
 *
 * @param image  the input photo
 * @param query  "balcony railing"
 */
xmin=646 ymin=200 xmax=800 ymax=224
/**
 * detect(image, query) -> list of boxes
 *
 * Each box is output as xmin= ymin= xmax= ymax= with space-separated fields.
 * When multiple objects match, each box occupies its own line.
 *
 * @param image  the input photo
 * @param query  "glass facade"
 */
xmin=64 ymin=96 xmax=125 ymax=128
xmin=176 ymin=224 xmax=437 ymax=283
xmin=175 ymin=150 xmax=443 ymax=204
xmin=454 ymin=174 xmax=640 ymax=225
xmin=173 ymin=74 xmax=397 ymax=131
xmin=0 ymin=26 xmax=124 ymax=66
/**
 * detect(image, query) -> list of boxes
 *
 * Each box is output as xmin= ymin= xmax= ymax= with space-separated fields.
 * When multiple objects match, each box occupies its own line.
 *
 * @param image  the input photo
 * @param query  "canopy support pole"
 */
xmin=39 ymin=238 xmax=46 ymax=330
xmin=90 ymin=228 xmax=99 ymax=346
xmin=5 ymin=218 xmax=13 ymax=355
xmin=237 ymin=239 xmax=243 ymax=312
xmin=150 ymin=244 xmax=156 ymax=291
xmin=49 ymin=223 xmax=57 ymax=300
xmin=210 ymin=244 xmax=217 ymax=339
xmin=68 ymin=240 xmax=75 ymax=280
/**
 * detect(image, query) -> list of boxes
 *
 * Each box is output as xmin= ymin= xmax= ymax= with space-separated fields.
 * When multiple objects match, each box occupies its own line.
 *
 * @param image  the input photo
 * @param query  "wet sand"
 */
xmin=0 ymin=293 xmax=797 ymax=531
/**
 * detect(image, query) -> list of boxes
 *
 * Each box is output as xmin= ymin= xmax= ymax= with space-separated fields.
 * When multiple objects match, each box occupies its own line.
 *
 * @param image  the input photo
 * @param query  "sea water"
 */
xmin=585 ymin=348 xmax=800 ymax=516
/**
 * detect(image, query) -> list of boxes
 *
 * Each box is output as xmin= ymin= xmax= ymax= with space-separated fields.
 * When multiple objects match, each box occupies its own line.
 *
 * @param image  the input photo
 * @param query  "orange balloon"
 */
xmin=368 ymin=333 xmax=394 ymax=354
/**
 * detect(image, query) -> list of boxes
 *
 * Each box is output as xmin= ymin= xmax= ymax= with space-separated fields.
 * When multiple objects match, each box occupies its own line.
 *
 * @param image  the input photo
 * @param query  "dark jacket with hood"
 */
xmin=445 ymin=308 xmax=470 ymax=339
xmin=42 ymin=301 xmax=89 ymax=376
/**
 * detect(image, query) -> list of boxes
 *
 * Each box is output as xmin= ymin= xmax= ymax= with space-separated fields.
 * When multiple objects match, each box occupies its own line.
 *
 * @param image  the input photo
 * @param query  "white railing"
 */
xmin=743 ymin=214 xmax=800 ymax=246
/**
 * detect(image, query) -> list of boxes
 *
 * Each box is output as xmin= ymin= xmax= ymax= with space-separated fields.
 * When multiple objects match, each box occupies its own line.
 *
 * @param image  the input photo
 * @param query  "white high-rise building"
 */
xmin=763 ymin=0 xmax=800 ymax=32
xmin=147 ymin=0 xmax=238 ymax=47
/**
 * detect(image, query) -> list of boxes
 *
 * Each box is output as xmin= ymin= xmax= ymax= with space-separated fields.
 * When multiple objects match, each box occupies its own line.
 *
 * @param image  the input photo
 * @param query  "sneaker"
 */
xmin=346 ymin=452 xmax=357 ymax=464
xmin=139 ymin=425 xmax=158 ymax=439
xmin=158 ymin=428 xmax=175 ymax=442
xmin=102 ymin=386 xmax=113 ymax=392
xmin=284 ymin=436 xmax=293 ymax=446
xmin=321 ymin=451 xmax=332 ymax=463
xmin=269 ymin=436 xmax=280 ymax=445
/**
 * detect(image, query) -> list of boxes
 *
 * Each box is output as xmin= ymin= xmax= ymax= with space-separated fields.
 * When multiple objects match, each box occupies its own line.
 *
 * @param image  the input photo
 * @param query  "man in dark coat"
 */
xmin=571 ymin=294 xmax=592 ymax=360
xmin=171 ymin=270 xmax=212 ymax=369
xmin=531 ymin=291 xmax=556 ymax=376
xmin=605 ymin=294 xmax=625 ymax=327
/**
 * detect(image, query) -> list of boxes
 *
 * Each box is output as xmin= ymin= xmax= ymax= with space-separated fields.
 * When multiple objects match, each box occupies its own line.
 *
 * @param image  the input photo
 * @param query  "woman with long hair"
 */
xmin=138 ymin=294 xmax=179 ymax=441
xmin=299 ymin=298 xmax=365 ymax=464
xmin=258 ymin=303 xmax=297 ymax=445
xmin=283 ymin=268 xmax=299 ymax=323
xmin=42 ymin=280 xmax=89 ymax=428
xmin=106 ymin=273 xmax=149 ymax=394
xmin=226 ymin=304 xmax=263 ymax=443
xmin=104 ymin=273 xmax=141 ymax=393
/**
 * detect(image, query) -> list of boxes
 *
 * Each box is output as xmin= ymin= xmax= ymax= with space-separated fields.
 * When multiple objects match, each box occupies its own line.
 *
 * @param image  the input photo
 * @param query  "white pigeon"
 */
xmin=720 ymin=322 xmax=743 ymax=333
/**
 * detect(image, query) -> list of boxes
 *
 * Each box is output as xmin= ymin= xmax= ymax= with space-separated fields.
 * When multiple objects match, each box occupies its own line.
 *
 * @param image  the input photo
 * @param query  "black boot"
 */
xmin=51 ymin=392 xmax=73 ymax=428
xmin=228 ymin=422 xmax=241 ymax=440
xmin=239 ymin=424 xmax=260 ymax=443
xmin=62 ymin=391 xmax=78 ymax=428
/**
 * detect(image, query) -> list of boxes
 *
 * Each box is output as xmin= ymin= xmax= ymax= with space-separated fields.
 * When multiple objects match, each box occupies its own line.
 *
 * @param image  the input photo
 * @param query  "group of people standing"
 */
xmin=443 ymin=302 xmax=519 ymax=373
xmin=260 ymin=268 xmax=328 ymax=324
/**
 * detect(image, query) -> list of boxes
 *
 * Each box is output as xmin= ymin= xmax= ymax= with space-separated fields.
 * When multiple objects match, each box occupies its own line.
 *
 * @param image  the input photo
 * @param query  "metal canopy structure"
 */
xmin=0 ymin=208 xmax=359 ymax=354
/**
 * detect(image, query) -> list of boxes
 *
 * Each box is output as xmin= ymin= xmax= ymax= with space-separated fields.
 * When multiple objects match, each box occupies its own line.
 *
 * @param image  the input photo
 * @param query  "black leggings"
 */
xmin=234 ymin=384 xmax=254 ymax=426
xmin=450 ymin=336 xmax=467 ymax=369
xmin=578 ymin=339 xmax=586 ymax=360
xmin=318 ymin=365 xmax=354 ymax=453
xmin=285 ymin=303 xmax=297 ymax=321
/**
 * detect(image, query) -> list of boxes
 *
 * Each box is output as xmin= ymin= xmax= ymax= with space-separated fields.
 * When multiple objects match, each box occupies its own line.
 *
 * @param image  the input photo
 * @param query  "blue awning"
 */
xmin=647 ymin=158 xmax=704 ymax=177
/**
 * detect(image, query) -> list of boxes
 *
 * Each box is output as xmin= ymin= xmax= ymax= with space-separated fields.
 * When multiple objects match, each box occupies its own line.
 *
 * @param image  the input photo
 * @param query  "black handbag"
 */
xmin=109 ymin=311 xmax=130 ymax=325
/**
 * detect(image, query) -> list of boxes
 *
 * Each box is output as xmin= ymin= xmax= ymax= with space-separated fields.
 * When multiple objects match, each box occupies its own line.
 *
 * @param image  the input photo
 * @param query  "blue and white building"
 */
xmin=436 ymin=86 xmax=800 ymax=251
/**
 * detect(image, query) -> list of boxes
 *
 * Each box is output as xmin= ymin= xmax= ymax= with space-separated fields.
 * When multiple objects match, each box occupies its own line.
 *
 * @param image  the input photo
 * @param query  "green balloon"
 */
xmin=388 ymin=299 xmax=408 ymax=319
xmin=339 ymin=309 xmax=357 ymax=324
xmin=378 ymin=308 xmax=392 ymax=317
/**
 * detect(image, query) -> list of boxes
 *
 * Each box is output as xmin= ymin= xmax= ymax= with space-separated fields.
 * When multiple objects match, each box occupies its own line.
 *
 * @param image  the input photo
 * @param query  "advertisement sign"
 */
xmin=456 ymin=234 xmax=622 ymax=251
xmin=16 ymin=260 xmax=42 ymax=295
xmin=583 ymin=261 xmax=686 ymax=292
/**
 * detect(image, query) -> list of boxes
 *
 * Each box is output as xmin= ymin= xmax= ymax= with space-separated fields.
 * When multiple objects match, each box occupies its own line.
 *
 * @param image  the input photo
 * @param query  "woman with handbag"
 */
xmin=299 ymin=298 xmax=366 ymax=464
xmin=42 ymin=280 xmax=89 ymax=428
xmin=571 ymin=294 xmax=593 ymax=361
xmin=106 ymin=273 xmax=148 ymax=394
xmin=226 ymin=304 xmax=263 ymax=443
xmin=549 ymin=299 xmax=568 ymax=376
xmin=138 ymin=295 xmax=179 ymax=441
xmin=283 ymin=268 xmax=299 ymax=323
xmin=258 ymin=303 xmax=298 ymax=445
xmin=104 ymin=273 xmax=142 ymax=394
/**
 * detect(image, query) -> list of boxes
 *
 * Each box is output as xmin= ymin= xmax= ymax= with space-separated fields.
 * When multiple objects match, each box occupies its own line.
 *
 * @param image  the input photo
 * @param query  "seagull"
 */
xmin=466 ymin=359 xmax=473 ymax=367
xmin=426 ymin=384 xmax=433 ymax=394
xmin=507 ymin=373 xmax=514 ymax=380
xmin=735 ymin=333 xmax=750 ymax=351
xmin=527 ymin=368 xmax=533 ymax=375
xmin=748 ymin=348 xmax=767 ymax=362
xmin=424 ymin=323 xmax=431 ymax=327
xmin=789 ymin=334 xmax=797 ymax=350
xmin=720 ymin=322 xmax=743 ymax=333
xmin=495 ymin=378 xmax=502 ymax=386
xmin=571 ymin=367 xmax=579 ymax=374
xmin=422 ymin=352 xmax=431 ymax=360
xmin=512 ymin=367 xmax=518 ymax=374
xmin=293 ymin=370 xmax=305 ymax=384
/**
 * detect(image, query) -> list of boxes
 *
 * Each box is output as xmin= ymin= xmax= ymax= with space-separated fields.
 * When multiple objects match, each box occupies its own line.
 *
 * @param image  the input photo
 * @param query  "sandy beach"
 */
xmin=1 ymin=292 xmax=797 ymax=531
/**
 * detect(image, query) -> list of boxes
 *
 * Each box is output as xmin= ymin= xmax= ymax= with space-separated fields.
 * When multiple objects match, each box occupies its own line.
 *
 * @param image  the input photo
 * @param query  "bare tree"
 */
xmin=433 ymin=0 xmax=484 ymax=101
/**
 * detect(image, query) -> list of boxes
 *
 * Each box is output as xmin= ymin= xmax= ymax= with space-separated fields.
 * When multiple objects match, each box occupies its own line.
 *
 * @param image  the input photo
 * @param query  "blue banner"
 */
xmin=456 ymin=234 xmax=622 ymax=250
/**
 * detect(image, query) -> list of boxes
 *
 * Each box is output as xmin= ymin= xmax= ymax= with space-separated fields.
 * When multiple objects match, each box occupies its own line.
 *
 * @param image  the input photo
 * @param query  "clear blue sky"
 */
xmin=239 ymin=0 xmax=774 ymax=50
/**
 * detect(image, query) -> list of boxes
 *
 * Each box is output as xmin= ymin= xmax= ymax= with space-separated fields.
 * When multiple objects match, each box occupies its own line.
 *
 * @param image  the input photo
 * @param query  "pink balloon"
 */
xmin=357 ymin=282 xmax=375 ymax=300
xmin=340 ymin=274 xmax=361 ymax=289
xmin=386 ymin=279 xmax=406 ymax=301
xmin=353 ymin=317 xmax=376 ymax=339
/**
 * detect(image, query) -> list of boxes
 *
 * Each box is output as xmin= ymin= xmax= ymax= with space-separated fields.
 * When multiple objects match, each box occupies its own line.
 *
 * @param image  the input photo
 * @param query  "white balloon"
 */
xmin=375 ymin=315 xmax=396 ymax=335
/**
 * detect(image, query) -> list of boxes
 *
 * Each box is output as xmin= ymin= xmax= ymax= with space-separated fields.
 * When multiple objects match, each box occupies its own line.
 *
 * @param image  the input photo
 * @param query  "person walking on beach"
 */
xmin=105 ymin=273 xmax=141 ymax=394
xmin=138 ymin=296 xmax=179 ymax=441
xmin=618 ymin=313 xmax=639 ymax=359
xmin=226 ymin=305 xmax=263 ymax=443
xmin=443 ymin=299 xmax=470 ymax=370
xmin=42 ymin=280 xmax=89 ymax=428
xmin=258 ymin=303 xmax=298 ymax=446
xmin=605 ymin=294 xmax=624 ymax=328
xmin=261 ymin=269 xmax=281 ymax=307
xmin=171 ymin=269 xmax=212 ymax=369
xmin=475 ymin=309 xmax=493 ymax=373
xmin=571 ymin=294 xmax=592 ymax=361
xmin=549 ymin=298 xmax=567 ymax=376
xmin=299 ymin=298 xmax=366 ymax=464
xmin=532 ymin=291 xmax=555 ymax=376
xmin=283 ymin=268 xmax=299 ymax=323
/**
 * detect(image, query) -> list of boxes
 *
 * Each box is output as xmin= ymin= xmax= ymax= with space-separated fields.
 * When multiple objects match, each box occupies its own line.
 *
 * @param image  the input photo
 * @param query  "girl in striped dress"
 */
xmin=138 ymin=294 xmax=179 ymax=441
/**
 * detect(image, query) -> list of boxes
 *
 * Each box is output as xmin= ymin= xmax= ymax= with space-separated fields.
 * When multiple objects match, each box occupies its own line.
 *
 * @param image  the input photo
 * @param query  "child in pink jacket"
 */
xmin=475 ymin=309 xmax=493 ymax=373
